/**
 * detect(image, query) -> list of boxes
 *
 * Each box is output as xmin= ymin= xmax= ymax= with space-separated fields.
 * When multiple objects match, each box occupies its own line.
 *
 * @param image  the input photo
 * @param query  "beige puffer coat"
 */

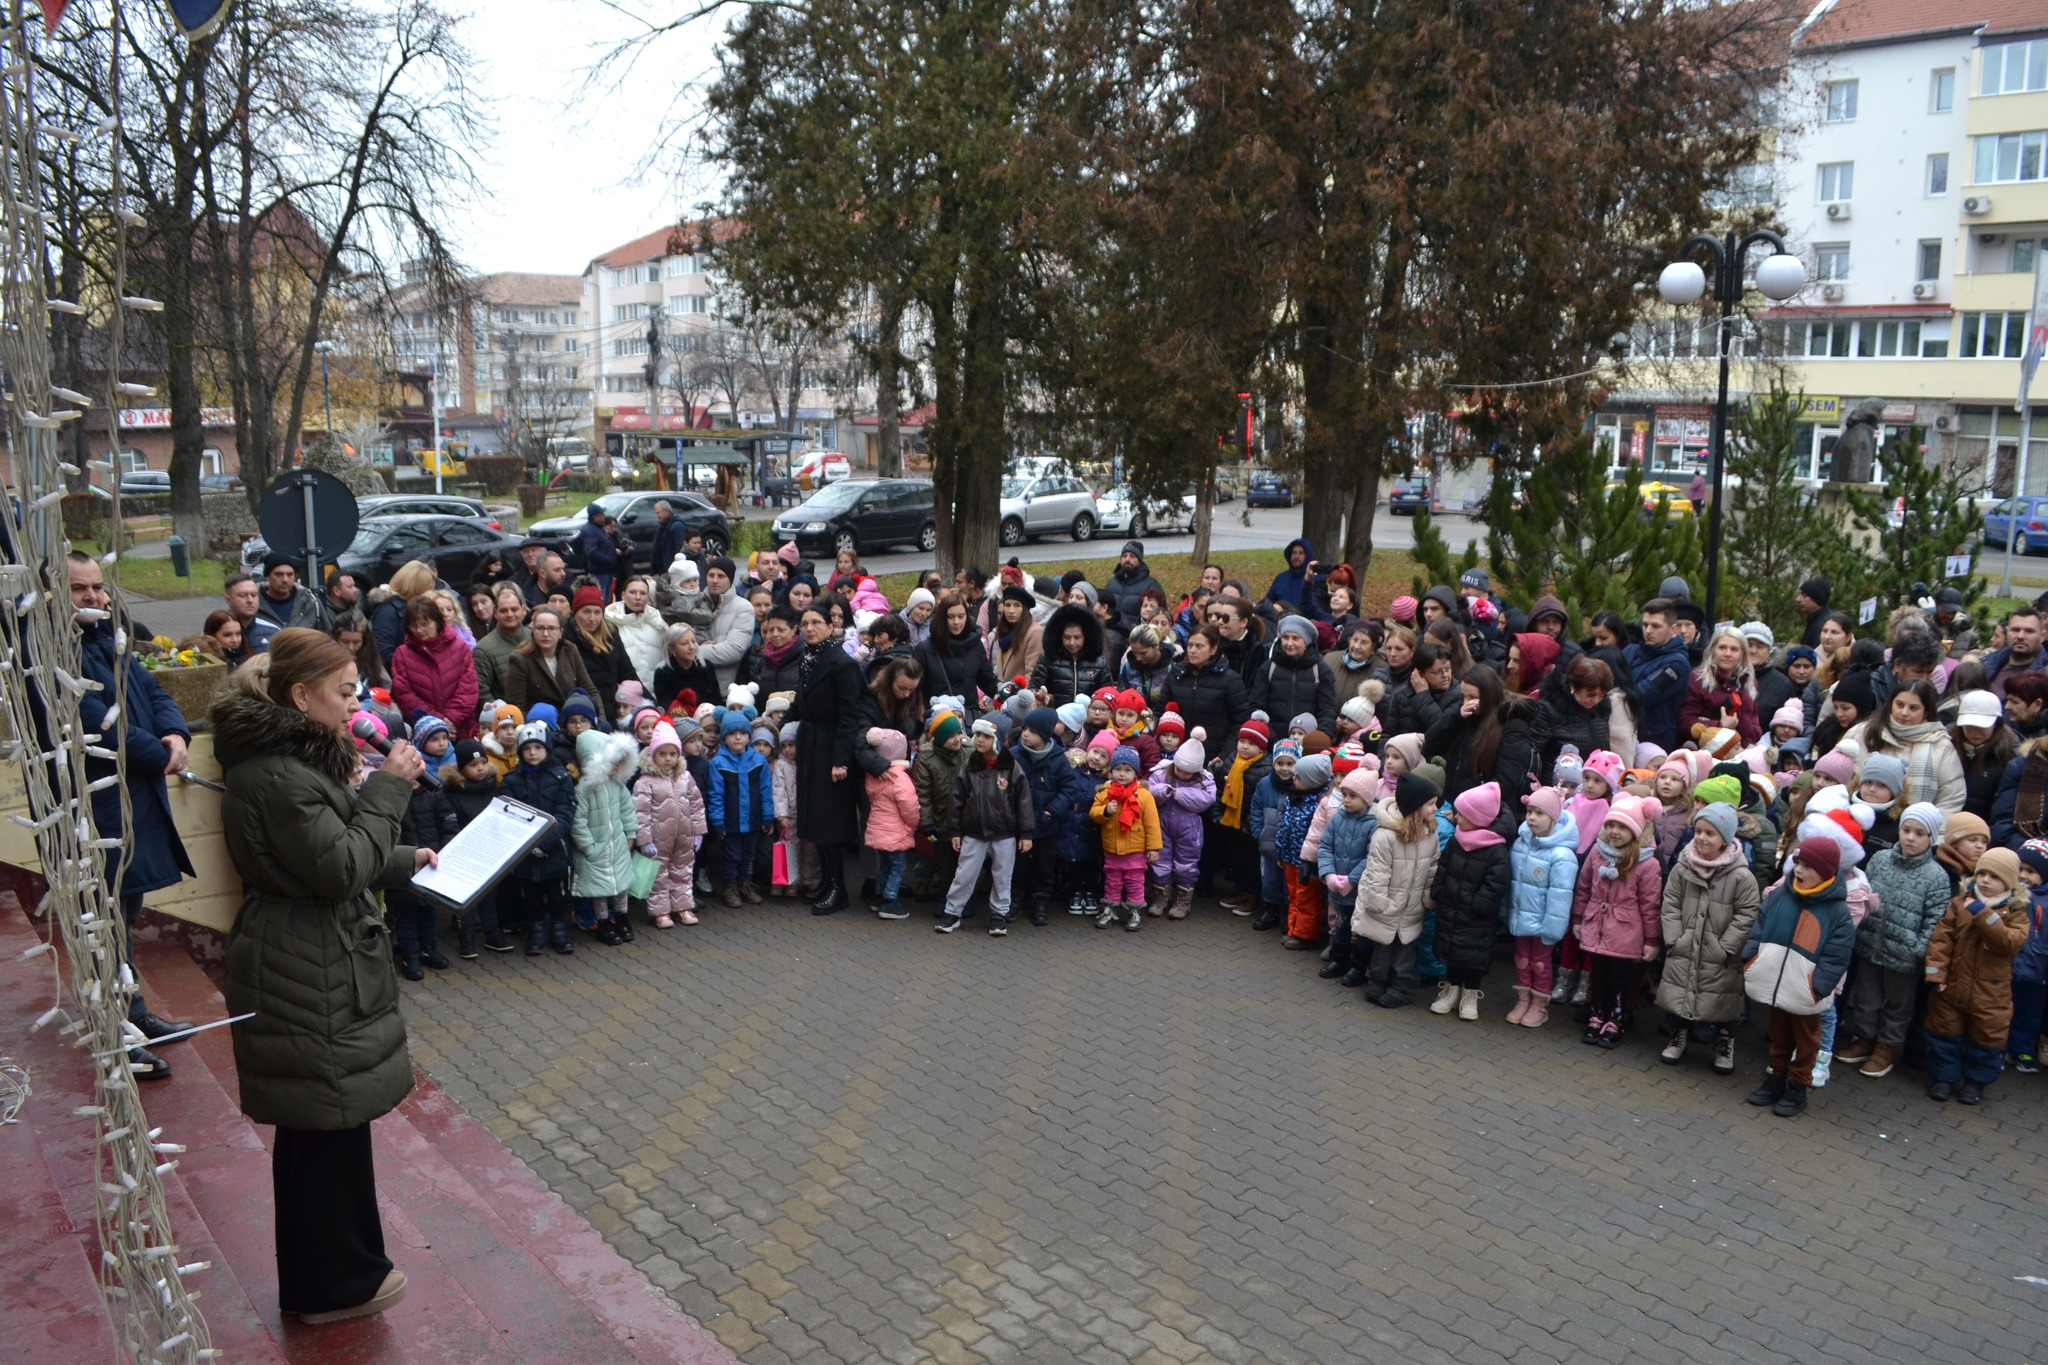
xmin=1655 ymin=850 xmax=1761 ymax=1024
xmin=1351 ymin=796 xmax=1441 ymax=945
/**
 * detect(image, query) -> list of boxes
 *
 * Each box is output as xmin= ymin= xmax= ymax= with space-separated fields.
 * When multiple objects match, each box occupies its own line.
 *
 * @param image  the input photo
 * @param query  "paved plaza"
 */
xmin=402 ymin=900 xmax=2048 ymax=1365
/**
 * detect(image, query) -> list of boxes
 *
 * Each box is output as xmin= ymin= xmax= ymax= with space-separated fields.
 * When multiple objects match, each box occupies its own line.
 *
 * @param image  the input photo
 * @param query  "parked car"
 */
xmin=1387 ymin=476 xmax=1430 ymax=515
xmin=239 ymin=493 xmax=502 ymax=575
xmin=118 ymin=471 xmax=171 ymax=497
xmin=1606 ymin=479 xmax=1694 ymax=521
xmin=773 ymin=478 xmax=937 ymax=557
xmin=1983 ymin=496 xmax=2048 ymax=555
xmin=199 ymin=472 xmax=244 ymax=494
xmin=335 ymin=516 xmax=531 ymax=590
xmin=1095 ymin=487 xmax=1197 ymax=538
xmin=1246 ymin=469 xmax=1296 ymax=508
xmin=528 ymin=489 xmax=732 ymax=568
xmin=998 ymin=473 xmax=1097 ymax=546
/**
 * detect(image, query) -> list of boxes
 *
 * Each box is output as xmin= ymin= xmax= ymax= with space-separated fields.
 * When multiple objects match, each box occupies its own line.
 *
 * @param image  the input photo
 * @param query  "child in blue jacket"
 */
xmin=707 ymin=709 xmax=773 ymax=906
xmin=1507 ymin=788 xmax=1580 ymax=1028
xmin=1249 ymin=738 xmax=1297 ymax=931
xmin=1316 ymin=769 xmax=1380 ymax=984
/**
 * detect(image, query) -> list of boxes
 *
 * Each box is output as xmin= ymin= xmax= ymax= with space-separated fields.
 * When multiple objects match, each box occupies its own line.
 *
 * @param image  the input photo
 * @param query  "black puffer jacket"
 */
xmin=1102 ymin=558 xmax=1164 ymax=624
xmin=1424 ymin=704 xmax=1538 ymax=837
xmin=950 ymin=746 xmax=1036 ymax=841
xmin=915 ymin=622 xmax=1000 ymax=714
xmin=500 ymin=758 xmax=578 ymax=881
xmin=1249 ymin=646 xmax=1337 ymax=735
xmin=1537 ymin=684 xmax=1611 ymax=780
xmin=1158 ymin=655 xmax=1250 ymax=758
xmin=1383 ymin=677 xmax=1456 ymax=741
xmin=1029 ymin=604 xmax=1112 ymax=702
xmin=1432 ymin=835 xmax=1511 ymax=975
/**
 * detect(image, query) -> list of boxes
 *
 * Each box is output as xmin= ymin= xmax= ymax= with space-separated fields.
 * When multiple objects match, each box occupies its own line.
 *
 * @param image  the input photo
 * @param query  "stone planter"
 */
xmin=148 ymin=660 xmax=229 ymax=729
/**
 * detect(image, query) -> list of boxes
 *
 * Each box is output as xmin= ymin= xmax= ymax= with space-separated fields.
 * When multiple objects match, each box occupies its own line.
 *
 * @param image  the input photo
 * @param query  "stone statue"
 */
xmin=1830 ymin=397 xmax=1886 ymax=484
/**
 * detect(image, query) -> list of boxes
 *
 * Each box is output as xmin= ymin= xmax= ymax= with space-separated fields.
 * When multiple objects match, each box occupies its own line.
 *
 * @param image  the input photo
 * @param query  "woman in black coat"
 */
xmin=1423 ymin=664 xmax=1537 ymax=837
xmin=791 ymin=604 xmax=864 ymax=914
xmin=854 ymin=654 xmax=926 ymax=778
xmin=1030 ymin=602 xmax=1112 ymax=703
xmin=1537 ymin=652 xmax=1615 ymax=779
xmin=569 ymin=589 xmax=641 ymax=726
xmin=1383 ymin=641 xmax=1458 ymax=741
xmin=650 ymin=624 xmax=720 ymax=717
xmin=1249 ymin=614 xmax=1338 ymax=735
xmin=914 ymin=592 xmax=999 ymax=715
xmin=1157 ymin=626 xmax=1250 ymax=774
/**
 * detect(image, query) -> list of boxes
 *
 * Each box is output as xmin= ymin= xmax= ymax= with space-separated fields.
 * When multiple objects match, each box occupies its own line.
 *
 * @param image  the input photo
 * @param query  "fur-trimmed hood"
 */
xmin=1042 ymin=602 xmax=1105 ymax=664
xmin=576 ymin=728 xmax=640 ymax=787
xmin=209 ymin=688 xmax=359 ymax=788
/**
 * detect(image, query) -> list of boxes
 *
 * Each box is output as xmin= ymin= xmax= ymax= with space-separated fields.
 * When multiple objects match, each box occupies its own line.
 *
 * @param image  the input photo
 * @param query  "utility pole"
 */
xmin=643 ymin=307 xmax=664 ymax=488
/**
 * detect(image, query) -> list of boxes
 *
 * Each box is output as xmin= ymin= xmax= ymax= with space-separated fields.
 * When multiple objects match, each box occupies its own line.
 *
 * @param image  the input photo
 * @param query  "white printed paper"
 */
xmin=1946 ymin=554 xmax=1972 ymax=578
xmin=1858 ymin=597 xmax=1878 ymax=624
xmin=409 ymin=796 xmax=553 ymax=908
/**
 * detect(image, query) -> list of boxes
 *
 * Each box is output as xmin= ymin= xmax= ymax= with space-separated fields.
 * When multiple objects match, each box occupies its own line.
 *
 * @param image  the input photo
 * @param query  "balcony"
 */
xmin=1959 ymin=181 xmax=2048 ymax=225
xmin=1967 ymin=88 xmax=2048 ymax=137
xmin=1953 ymin=271 xmax=2033 ymax=312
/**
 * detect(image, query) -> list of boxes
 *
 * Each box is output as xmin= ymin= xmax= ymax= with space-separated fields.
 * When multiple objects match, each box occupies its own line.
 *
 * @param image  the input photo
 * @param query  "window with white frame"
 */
xmin=563 ymin=310 xmax=577 ymax=325
xmin=1982 ymin=38 xmax=2048 ymax=95
xmin=674 ymin=295 xmax=708 ymax=315
xmin=1801 ymin=318 xmax=1941 ymax=359
xmin=200 ymin=447 xmax=223 ymax=475
xmin=1818 ymin=161 xmax=1853 ymax=201
xmin=611 ymin=304 xmax=627 ymax=323
xmin=118 ymin=448 xmax=147 ymax=472
xmin=564 ymin=337 xmax=578 ymax=353
xmin=2017 ymin=239 xmax=2039 ymax=274
xmin=1917 ymin=241 xmax=1942 ymax=281
xmin=672 ymin=254 xmax=704 ymax=275
xmin=607 ymin=269 xmax=626 ymax=288
xmin=1928 ymin=152 xmax=1949 ymax=195
xmin=1931 ymin=67 xmax=1956 ymax=112
xmin=643 ymin=265 xmax=661 ymax=283
xmin=1815 ymin=243 xmax=1850 ymax=280
xmin=613 ymin=338 xmax=650 ymax=357
xmin=1959 ymin=311 xmax=2029 ymax=358
xmin=1825 ymin=80 xmax=1858 ymax=121
xmin=1976 ymin=130 xmax=2048 ymax=182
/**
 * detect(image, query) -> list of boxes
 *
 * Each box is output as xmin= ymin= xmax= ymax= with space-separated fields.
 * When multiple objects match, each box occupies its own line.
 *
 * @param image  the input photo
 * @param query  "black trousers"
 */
xmin=1010 ymin=837 xmax=1059 ymax=907
xmin=273 ymin=1124 xmax=392 ymax=1315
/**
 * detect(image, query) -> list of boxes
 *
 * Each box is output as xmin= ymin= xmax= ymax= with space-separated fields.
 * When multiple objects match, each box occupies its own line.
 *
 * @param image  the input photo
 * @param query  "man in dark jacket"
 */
xmin=256 ymin=556 xmax=331 ymax=634
xmin=1797 ymin=576 xmax=1832 ymax=649
xmin=649 ymin=500 xmax=685 ymax=576
xmin=579 ymin=504 xmax=620 ymax=600
xmin=1626 ymin=598 xmax=1692 ymax=751
xmin=1986 ymin=606 xmax=2048 ymax=698
xmin=1262 ymin=538 xmax=1320 ymax=617
xmin=67 ymin=553 xmax=194 ymax=1078
xmin=1102 ymin=541 xmax=1164 ymax=624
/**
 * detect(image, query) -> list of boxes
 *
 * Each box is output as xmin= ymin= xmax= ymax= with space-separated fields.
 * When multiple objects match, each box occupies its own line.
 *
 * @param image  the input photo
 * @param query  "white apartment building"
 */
xmin=389 ymin=270 xmax=588 ymax=428
xmin=1602 ymin=0 xmax=2048 ymax=490
xmin=582 ymin=221 xmax=730 ymax=411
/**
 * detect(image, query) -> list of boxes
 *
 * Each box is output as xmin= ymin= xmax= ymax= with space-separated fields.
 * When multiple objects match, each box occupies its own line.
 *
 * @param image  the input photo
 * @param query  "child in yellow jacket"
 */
xmin=1091 ymin=744 xmax=1162 ymax=932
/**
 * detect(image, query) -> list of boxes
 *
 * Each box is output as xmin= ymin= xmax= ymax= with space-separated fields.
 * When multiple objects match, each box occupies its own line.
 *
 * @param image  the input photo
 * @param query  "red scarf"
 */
xmin=1104 ymin=777 xmax=1144 ymax=831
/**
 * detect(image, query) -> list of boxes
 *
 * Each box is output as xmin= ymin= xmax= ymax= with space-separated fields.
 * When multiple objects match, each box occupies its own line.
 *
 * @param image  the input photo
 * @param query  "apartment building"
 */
xmin=1603 ymin=0 xmax=2048 ymax=490
xmin=583 ymin=221 xmax=732 ymax=413
xmin=388 ymin=270 xmax=588 ymax=438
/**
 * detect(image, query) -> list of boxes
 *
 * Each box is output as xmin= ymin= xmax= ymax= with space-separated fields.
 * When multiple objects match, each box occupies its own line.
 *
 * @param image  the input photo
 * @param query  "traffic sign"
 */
xmin=257 ymin=469 xmax=358 ymax=588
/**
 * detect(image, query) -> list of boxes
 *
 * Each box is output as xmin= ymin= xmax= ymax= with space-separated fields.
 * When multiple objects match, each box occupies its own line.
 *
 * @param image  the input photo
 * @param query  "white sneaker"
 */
xmin=1429 ymin=981 xmax=1460 ymax=1015
xmin=1457 ymin=988 xmax=1482 ymax=1022
xmin=1810 ymin=1049 xmax=1832 ymax=1088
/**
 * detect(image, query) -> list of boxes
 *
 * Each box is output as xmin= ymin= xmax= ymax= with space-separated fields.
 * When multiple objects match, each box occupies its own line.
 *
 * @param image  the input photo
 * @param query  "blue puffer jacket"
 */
xmin=1315 ymin=805 xmax=1377 ymax=900
xmin=1275 ymin=787 xmax=1323 ymax=868
xmin=2016 ymin=889 xmax=2048 ymax=985
xmin=1012 ymin=737 xmax=1086 ymax=839
xmin=1508 ymin=812 xmax=1580 ymax=945
xmin=1063 ymin=766 xmax=1107 ymax=861
xmin=1249 ymin=772 xmax=1286 ymax=861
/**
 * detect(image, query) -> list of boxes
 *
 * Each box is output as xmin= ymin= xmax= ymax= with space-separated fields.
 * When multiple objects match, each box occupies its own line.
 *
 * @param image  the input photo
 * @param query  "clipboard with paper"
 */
xmin=408 ymin=796 xmax=556 ymax=910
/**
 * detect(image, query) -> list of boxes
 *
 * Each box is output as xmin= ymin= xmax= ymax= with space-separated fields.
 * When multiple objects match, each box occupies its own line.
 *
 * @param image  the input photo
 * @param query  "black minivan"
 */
xmin=773 ymin=479 xmax=937 ymax=557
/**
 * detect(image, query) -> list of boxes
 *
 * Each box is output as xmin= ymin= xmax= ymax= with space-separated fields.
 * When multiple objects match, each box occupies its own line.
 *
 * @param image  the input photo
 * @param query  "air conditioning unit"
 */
xmin=1825 ymin=201 xmax=1852 ymax=221
xmin=1934 ymin=414 xmax=1956 ymax=432
xmin=1964 ymin=195 xmax=1994 ymax=215
xmin=1912 ymin=281 xmax=1936 ymax=299
xmin=1982 ymin=232 xmax=2007 ymax=245
xmin=1822 ymin=283 xmax=1846 ymax=300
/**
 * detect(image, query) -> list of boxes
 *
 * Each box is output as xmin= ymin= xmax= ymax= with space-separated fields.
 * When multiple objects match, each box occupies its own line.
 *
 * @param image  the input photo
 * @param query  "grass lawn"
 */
xmin=870 ymin=548 xmax=1424 ymax=609
xmin=80 ymin=541 xmax=237 ymax=600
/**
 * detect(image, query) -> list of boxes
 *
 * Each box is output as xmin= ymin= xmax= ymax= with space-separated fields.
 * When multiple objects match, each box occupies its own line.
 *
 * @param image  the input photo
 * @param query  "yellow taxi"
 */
xmin=1604 ymin=478 xmax=1696 ymax=521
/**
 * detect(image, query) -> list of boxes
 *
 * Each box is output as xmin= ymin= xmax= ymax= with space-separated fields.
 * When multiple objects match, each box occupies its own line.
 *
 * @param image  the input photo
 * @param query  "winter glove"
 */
xmin=640 ymin=844 xmax=659 ymax=859
xmin=1324 ymin=873 xmax=1351 ymax=897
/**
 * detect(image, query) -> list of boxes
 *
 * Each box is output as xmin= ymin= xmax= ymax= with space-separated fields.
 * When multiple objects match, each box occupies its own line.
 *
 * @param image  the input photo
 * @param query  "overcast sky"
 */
xmin=450 ymin=0 xmax=724 ymax=277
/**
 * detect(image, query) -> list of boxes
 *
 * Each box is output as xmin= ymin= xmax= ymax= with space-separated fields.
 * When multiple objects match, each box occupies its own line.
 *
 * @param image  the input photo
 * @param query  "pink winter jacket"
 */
xmin=1571 ymin=850 xmax=1664 ymax=959
xmin=391 ymin=629 xmax=479 ymax=739
xmin=633 ymin=759 xmax=706 ymax=858
xmin=864 ymin=767 xmax=922 ymax=852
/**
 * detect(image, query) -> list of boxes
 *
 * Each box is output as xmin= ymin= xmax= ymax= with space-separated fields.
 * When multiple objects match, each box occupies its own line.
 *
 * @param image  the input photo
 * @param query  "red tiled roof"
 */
xmin=589 ymin=218 xmax=741 ymax=269
xmin=1799 ymin=0 xmax=2048 ymax=48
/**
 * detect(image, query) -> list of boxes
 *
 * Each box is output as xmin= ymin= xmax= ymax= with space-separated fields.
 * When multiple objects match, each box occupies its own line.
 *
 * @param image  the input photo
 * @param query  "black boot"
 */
xmin=614 ymin=912 xmax=636 ymax=943
xmin=398 ymin=954 xmax=425 ymax=982
xmin=1250 ymin=904 xmax=1282 ymax=932
xmin=420 ymin=945 xmax=451 ymax=970
xmin=456 ymin=922 xmax=479 ymax=961
xmin=1030 ymin=896 xmax=1051 ymax=927
xmin=811 ymin=846 xmax=849 ymax=916
xmin=525 ymin=920 xmax=547 ymax=956
xmin=550 ymin=917 xmax=575 ymax=954
xmin=1746 ymin=1073 xmax=1786 ymax=1107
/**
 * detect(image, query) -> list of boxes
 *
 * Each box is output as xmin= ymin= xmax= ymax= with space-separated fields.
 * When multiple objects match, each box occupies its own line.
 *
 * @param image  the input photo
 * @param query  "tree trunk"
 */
xmin=1295 ymin=295 xmax=1346 ymax=556
xmin=874 ymin=303 xmax=904 ymax=478
xmin=1190 ymin=459 xmax=1216 ymax=567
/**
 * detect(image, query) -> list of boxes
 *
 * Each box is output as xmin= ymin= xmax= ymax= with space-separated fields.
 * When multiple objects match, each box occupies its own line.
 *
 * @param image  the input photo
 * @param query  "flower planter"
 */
xmin=148 ymin=659 xmax=229 ymax=728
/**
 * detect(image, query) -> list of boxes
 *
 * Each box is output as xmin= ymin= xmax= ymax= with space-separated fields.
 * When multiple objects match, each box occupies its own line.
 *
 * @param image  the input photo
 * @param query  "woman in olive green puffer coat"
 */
xmin=210 ymin=629 xmax=431 ymax=1324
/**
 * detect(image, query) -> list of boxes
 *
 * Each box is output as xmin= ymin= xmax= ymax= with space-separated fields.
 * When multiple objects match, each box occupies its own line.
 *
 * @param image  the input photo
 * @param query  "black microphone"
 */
xmin=351 ymin=717 xmax=442 ymax=788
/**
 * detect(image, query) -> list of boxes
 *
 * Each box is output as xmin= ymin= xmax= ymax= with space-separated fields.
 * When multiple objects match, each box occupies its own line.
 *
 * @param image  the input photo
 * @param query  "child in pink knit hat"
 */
xmin=1429 ymin=782 xmax=1511 ymax=1021
xmin=1571 ymin=792 xmax=1665 ymax=1048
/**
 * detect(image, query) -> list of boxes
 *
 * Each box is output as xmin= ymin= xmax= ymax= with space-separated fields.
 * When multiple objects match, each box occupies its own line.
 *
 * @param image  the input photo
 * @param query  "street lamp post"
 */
xmin=312 ymin=339 xmax=335 ymax=437
xmin=1656 ymin=231 xmax=1807 ymax=627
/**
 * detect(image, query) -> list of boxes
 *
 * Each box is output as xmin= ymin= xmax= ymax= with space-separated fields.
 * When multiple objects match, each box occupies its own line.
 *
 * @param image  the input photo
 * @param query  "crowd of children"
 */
xmin=337 ymin=540 xmax=2048 ymax=1120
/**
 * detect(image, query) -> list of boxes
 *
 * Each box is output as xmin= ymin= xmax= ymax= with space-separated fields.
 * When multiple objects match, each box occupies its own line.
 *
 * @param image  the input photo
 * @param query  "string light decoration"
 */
xmin=0 ymin=2 xmax=215 ymax=1359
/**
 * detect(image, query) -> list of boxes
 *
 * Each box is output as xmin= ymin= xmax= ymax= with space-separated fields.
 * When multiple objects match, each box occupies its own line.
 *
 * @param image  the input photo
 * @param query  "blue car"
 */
xmin=1387 ymin=476 xmax=1430 ymax=515
xmin=1247 ymin=470 xmax=1295 ymax=507
xmin=1984 ymin=497 xmax=2048 ymax=555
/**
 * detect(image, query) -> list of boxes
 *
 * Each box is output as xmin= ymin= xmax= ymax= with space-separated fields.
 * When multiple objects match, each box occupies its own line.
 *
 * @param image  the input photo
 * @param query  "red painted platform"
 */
xmin=0 ymin=904 xmax=738 ymax=1365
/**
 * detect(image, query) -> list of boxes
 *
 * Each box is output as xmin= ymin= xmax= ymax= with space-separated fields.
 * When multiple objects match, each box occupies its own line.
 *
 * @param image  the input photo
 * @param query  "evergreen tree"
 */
xmin=1722 ymin=377 xmax=1853 ymax=638
xmin=1407 ymin=511 xmax=1480 ymax=598
xmin=1844 ymin=428 xmax=1990 ymax=613
xmin=1478 ymin=435 xmax=1703 ymax=629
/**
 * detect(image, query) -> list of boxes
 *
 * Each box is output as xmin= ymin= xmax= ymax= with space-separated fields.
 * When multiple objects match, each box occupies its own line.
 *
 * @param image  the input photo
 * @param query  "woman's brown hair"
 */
xmin=263 ymin=627 xmax=355 ymax=708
